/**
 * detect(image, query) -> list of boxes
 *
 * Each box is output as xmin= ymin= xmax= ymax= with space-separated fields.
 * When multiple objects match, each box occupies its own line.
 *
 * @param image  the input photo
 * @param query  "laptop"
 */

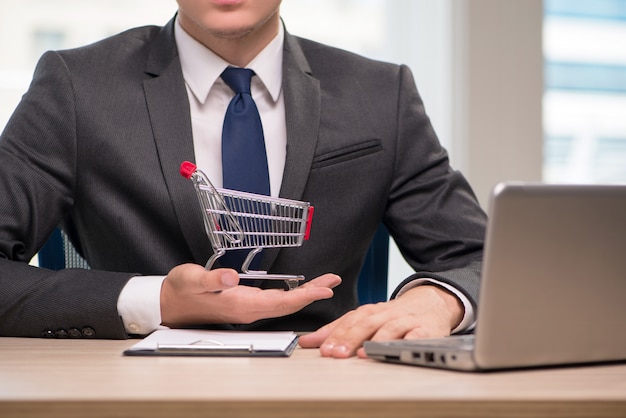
xmin=364 ymin=182 xmax=626 ymax=371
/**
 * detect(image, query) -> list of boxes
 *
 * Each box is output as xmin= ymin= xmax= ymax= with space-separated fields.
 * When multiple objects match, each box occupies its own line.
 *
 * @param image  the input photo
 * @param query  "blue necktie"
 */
xmin=221 ymin=67 xmax=270 ymax=195
xmin=219 ymin=67 xmax=270 ymax=275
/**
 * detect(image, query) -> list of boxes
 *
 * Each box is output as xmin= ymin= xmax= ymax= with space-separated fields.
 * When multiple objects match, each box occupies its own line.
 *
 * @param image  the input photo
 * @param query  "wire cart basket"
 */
xmin=180 ymin=161 xmax=314 ymax=290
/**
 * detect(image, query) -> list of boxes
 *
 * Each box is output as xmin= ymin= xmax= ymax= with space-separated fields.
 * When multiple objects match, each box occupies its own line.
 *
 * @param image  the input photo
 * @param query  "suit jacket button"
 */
xmin=81 ymin=327 xmax=96 ymax=338
xmin=68 ymin=328 xmax=82 ymax=338
xmin=55 ymin=329 xmax=69 ymax=338
xmin=42 ymin=330 xmax=55 ymax=338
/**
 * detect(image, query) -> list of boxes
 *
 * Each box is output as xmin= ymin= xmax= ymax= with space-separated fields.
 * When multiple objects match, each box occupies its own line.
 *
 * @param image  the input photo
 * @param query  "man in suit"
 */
xmin=0 ymin=0 xmax=486 ymax=358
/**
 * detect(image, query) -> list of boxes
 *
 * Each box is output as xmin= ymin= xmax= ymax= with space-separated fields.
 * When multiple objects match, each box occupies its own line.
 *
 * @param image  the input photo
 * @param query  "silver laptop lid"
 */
xmin=474 ymin=182 xmax=626 ymax=369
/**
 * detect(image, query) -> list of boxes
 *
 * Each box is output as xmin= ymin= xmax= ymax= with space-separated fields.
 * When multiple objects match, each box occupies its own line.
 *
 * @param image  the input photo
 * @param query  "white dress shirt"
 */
xmin=117 ymin=17 xmax=475 ymax=335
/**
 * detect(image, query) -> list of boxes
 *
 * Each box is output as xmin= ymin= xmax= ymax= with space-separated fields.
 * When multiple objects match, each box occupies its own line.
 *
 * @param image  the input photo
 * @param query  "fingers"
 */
xmin=243 ymin=279 xmax=337 ymax=319
xmin=300 ymin=273 xmax=342 ymax=290
xmin=297 ymin=319 xmax=337 ymax=348
xmin=299 ymin=305 xmax=386 ymax=355
xmin=261 ymin=274 xmax=340 ymax=320
xmin=197 ymin=268 xmax=239 ymax=292
xmin=167 ymin=264 xmax=239 ymax=293
xmin=318 ymin=304 xmax=387 ymax=358
xmin=318 ymin=311 xmax=407 ymax=358
xmin=307 ymin=286 xmax=459 ymax=359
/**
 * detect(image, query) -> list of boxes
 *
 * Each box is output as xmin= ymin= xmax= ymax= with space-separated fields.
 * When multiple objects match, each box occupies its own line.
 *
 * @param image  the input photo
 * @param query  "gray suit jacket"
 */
xmin=0 ymin=18 xmax=486 ymax=338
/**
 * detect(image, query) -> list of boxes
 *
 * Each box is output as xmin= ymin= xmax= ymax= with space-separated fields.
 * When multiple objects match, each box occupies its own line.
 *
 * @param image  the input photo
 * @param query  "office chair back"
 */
xmin=38 ymin=228 xmax=90 ymax=270
xmin=357 ymin=224 xmax=389 ymax=304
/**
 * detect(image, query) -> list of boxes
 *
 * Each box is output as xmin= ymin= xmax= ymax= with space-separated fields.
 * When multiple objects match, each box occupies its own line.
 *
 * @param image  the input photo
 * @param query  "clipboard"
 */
xmin=123 ymin=329 xmax=299 ymax=357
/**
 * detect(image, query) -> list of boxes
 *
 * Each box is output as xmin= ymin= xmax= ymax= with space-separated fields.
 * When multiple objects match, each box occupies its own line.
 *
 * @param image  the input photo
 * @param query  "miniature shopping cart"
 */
xmin=180 ymin=161 xmax=314 ymax=290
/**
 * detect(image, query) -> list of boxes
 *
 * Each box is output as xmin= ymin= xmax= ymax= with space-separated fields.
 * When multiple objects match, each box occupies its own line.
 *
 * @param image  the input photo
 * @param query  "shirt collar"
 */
xmin=174 ymin=16 xmax=283 ymax=104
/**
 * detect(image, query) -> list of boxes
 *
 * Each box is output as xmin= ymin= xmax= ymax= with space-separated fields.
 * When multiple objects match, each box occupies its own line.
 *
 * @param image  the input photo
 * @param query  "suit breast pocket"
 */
xmin=310 ymin=139 xmax=383 ymax=170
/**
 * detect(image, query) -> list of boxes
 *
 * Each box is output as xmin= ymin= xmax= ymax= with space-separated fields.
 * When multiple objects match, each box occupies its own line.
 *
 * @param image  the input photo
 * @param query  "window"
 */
xmin=543 ymin=0 xmax=626 ymax=183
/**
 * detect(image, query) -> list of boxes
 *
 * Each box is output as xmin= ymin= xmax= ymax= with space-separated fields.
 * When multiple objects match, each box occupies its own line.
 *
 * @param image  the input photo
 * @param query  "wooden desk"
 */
xmin=1 ymin=337 xmax=625 ymax=418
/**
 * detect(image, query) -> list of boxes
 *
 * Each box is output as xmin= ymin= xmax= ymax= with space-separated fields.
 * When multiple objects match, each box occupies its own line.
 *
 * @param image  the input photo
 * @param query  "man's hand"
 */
xmin=160 ymin=264 xmax=341 ymax=327
xmin=298 ymin=285 xmax=463 ymax=358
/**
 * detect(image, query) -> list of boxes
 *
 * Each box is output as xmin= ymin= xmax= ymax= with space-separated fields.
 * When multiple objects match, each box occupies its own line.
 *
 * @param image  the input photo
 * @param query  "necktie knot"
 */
xmin=221 ymin=67 xmax=254 ymax=95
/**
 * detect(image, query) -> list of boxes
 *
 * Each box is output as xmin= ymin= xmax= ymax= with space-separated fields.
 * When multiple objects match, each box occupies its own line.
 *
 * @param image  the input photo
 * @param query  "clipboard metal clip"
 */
xmin=156 ymin=339 xmax=253 ymax=355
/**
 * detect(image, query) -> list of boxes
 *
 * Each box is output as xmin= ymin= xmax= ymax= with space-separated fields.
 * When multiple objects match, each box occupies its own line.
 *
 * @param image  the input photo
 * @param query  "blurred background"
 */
xmin=1 ymin=0 xmax=624 ymax=292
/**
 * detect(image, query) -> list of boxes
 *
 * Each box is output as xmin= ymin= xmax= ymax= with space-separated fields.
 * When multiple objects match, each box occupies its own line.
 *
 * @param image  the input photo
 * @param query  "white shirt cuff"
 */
xmin=117 ymin=275 xmax=169 ymax=335
xmin=395 ymin=278 xmax=475 ymax=334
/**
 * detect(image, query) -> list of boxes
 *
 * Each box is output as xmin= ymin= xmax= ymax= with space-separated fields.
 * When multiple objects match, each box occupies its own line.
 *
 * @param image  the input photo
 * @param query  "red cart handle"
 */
xmin=180 ymin=161 xmax=197 ymax=179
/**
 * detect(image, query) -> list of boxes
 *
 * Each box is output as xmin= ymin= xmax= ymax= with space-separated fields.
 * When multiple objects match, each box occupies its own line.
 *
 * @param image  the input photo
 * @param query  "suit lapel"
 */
xmin=279 ymin=33 xmax=321 ymax=201
xmin=261 ymin=32 xmax=321 ymax=272
xmin=143 ymin=19 xmax=212 ymax=265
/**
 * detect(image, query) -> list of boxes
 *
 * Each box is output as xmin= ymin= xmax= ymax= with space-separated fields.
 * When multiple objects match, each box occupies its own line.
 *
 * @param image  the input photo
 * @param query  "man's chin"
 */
xmin=209 ymin=26 xmax=255 ymax=40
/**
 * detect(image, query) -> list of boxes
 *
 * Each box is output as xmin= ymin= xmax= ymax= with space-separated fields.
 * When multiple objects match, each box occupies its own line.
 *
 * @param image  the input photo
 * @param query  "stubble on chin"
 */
xmin=208 ymin=26 xmax=256 ymax=41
